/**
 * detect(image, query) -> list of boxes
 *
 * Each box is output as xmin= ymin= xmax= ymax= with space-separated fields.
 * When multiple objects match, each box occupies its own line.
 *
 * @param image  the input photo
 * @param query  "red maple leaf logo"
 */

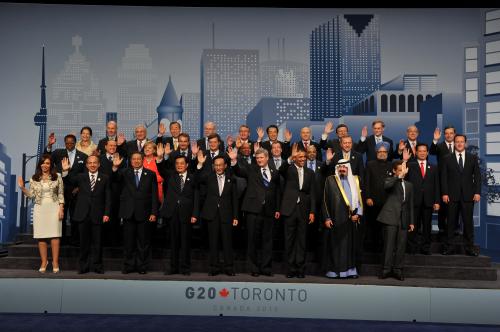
xmin=219 ymin=288 xmax=229 ymax=298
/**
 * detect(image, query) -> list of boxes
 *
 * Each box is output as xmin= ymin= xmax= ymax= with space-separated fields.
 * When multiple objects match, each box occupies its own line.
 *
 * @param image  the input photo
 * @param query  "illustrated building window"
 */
xmin=486 ymin=71 xmax=500 ymax=95
xmin=486 ymin=101 xmax=500 ymax=125
xmin=486 ymin=9 xmax=500 ymax=35
xmin=466 ymin=78 xmax=479 ymax=103
xmin=486 ymin=132 xmax=500 ymax=155
xmin=465 ymin=47 xmax=478 ymax=73
xmin=487 ymin=40 xmax=500 ymax=66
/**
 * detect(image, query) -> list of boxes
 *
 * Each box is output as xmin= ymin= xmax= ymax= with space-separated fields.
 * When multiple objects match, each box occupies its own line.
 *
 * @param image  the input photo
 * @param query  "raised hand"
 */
xmin=323 ymin=121 xmax=334 ymax=135
xmin=158 ymin=122 xmax=166 ymax=136
xmin=253 ymin=141 xmax=260 ymax=152
xmin=61 ymin=157 xmax=71 ymax=172
xmin=284 ymin=129 xmax=292 ymax=142
xmin=326 ymin=148 xmax=335 ymax=161
xmin=227 ymin=146 xmax=238 ymax=161
xmin=191 ymin=141 xmax=199 ymax=156
xmin=156 ymin=143 xmax=165 ymax=158
xmin=361 ymin=126 xmax=368 ymax=138
xmin=291 ymin=143 xmax=299 ymax=161
xmin=48 ymin=132 xmax=56 ymax=146
xmin=400 ymin=161 xmax=408 ymax=178
xmin=402 ymin=148 xmax=410 ymax=162
xmin=434 ymin=127 xmax=441 ymax=141
xmin=113 ymin=155 xmax=124 ymax=167
xmin=366 ymin=198 xmax=374 ymax=207
xmin=164 ymin=142 xmax=172 ymax=156
xmin=398 ymin=139 xmax=406 ymax=152
xmin=308 ymin=213 xmax=315 ymax=224
xmin=256 ymin=127 xmax=265 ymax=141
xmin=17 ymin=176 xmax=25 ymax=189
xmin=235 ymin=135 xmax=243 ymax=149
xmin=197 ymin=150 xmax=207 ymax=164
xmin=117 ymin=132 xmax=126 ymax=146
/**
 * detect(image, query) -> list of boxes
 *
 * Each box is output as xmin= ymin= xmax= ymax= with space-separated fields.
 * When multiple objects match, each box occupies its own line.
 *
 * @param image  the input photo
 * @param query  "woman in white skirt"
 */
xmin=18 ymin=154 xmax=64 ymax=273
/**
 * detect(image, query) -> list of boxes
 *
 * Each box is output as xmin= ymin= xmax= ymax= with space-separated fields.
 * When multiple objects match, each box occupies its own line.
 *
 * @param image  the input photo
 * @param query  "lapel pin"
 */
xmin=97 ymin=178 xmax=101 ymax=181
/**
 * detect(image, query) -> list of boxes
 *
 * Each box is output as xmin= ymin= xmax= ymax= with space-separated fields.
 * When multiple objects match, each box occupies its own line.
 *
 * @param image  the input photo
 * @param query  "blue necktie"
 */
xmin=262 ymin=168 xmax=270 ymax=187
xmin=135 ymin=170 xmax=140 ymax=188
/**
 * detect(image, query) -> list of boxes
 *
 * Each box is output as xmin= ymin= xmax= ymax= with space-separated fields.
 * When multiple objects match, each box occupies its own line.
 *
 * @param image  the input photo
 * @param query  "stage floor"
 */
xmin=1 ymin=266 xmax=499 ymax=289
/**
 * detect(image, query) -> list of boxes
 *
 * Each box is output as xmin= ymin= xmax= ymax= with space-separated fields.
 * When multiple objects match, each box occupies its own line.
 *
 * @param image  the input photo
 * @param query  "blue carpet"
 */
xmin=0 ymin=314 xmax=498 ymax=331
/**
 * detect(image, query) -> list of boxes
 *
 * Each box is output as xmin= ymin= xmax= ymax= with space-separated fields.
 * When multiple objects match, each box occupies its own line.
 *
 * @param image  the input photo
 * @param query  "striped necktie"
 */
xmin=90 ymin=174 xmax=96 ymax=191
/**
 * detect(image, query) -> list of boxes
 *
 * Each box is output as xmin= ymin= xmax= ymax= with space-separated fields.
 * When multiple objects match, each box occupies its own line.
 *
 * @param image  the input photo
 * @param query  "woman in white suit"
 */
xmin=18 ymin=154 xmax=65 ymax=273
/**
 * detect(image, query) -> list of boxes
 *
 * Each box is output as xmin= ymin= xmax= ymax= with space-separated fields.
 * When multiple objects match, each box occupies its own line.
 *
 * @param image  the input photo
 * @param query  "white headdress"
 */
xmin=335 ymin=159 xmax=360 ymax=211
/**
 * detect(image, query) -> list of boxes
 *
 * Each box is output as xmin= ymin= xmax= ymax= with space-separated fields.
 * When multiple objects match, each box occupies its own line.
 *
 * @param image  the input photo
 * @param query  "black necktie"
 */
xmin=459 ymin=153 xmax=464 ymax=172
xmin=108 ymin=155 xmax=113 ymax=162
xmin=448 ymin=143 xmax=453 ymax=153
xmin=211 ymin=152 xmax=215 ymax=159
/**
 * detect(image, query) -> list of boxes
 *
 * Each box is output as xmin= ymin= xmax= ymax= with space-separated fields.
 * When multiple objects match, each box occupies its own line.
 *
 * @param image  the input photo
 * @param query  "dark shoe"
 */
xmin=166 ymin=270 xmax=179 ymax=275
xmin=261 ymin=272 xmax=273 ymax=277
xmin=208 ymin=271 xmax=219 ymax=276
xmin=465 ymin=249 xmax=478 ymax=257
xmin=78 ymin=269 xmax=89 ymax=274
xmin=442 ymin=249 xmax=455 ymax=255
xmin=348 ymin=275 xmax=359 ymax=279
xmin=94 ymin=269 xmax=104 ymax=274
xmin=378 ymin=271 xmax=391 ymax=279
xmin=421 ymin=249 xmax=432 ymax=255
xmin=225 ymin=271 xmax=236 ymax=276
xmin=286 ymin=272 xmax=295 ymax=278
xmin=296 ymin=273 xmax=305 ymax=279
xmin=138 ymin=270 xmax=147 ymax=275
xmin=393 ymin=271 xmax=404 ymax=281
xmin=251 ymin=272 xmax=259 ymax=277
xmin=182 ymin=271 xmax=191 ymax=276
xmin=121 ymin=269 xmax=130 ymax=274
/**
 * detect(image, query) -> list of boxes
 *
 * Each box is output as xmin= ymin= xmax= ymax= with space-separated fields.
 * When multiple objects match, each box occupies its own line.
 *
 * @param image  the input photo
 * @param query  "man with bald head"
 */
xmin=296 ymin=127 xmax=322 ymax=161
xmin=97 ymin=121 xmax=126 ymax=157
xmin=197 ymin=121 xmax=225 ymax=152
xmin=396 ymin=125 xmax=423 ymax=163
xmin=124 ymin=124 xmax=149 ymax=159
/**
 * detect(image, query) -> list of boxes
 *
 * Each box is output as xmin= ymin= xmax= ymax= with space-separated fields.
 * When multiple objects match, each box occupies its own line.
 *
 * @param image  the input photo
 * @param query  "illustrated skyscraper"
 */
xmin=48 ymin=36 xmax=106 ymax=145
xmin=201 ymin=49 xmax=260 ymax=138
xmin=34 ymin=46 xmax=47 ymax=161
xmin=117 ymin=44 xmax=157 ymax=139
xmin=157 ymin=76 xmax=183 ymax=129
xmin=310 ymin=14 xmax=381 ymax=120
xmin=180 ymin=93 xmax=200 ymax=139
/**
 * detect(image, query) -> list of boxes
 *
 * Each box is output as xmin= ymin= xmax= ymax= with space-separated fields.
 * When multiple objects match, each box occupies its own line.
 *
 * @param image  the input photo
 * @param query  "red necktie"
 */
xmin=304 ymin=141 xmax=309 ymax=150
xmin=420 ymin=162 xmax=425 ymax=178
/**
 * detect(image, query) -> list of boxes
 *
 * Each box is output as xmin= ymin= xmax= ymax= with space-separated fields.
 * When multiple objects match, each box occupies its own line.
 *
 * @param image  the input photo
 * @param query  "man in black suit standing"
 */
xmin=156 ymin=121 xmax=181 ymax=151
xmin=326 ymin=135 xmax=365 ymax=180
xmin=63 ymin=155 xmax=111 ymax=274
xmin=258 ymin=125 xmax=292 ymax=160
xmin=296 ymin=127 xmax=322 ymax=161
xmin=356 ymin=120 xmax=395 ymax=163
xmin=99 ymin=140 xmax=125 ymax=246
xmin=112 ymin=152 xmax=158 ymax=274
xmin=197 ymin=121 xmax=225 ymax=152
xmin=405 ymin=144 xmax=440 ymax=255
xmin=319 ymin=121 xmax=362 ymax=154
xmin=123 ymin=124 xmax=149 ymax=159
xmin=396 ymin=125 xmax=424 ymax=163
xmin=196 ymin=155 xmax=238 ymax=276
xmin=160 ymin=133 xmax=197 ymax=172
xmin=97 ymin=121 xmax=127 ymax=157
xmin=279 ymin=144 xmax=316 ymax=278
xmin=430 ymin=126 xmax=456 ymax=237
xmin=377 ymin=160 xmax=415 ymax=281
xmin=227 ymin=125 xmax=254 ymax=153
xmin=229 ymin=146 xmax=281 ymax=277
xmin=441 ymin=134 xmax=481 ymax=256
xmin=45 ymin=132 xmax=87 ymax=246
xmin=156 ymin=151 xmax=199 ymax=275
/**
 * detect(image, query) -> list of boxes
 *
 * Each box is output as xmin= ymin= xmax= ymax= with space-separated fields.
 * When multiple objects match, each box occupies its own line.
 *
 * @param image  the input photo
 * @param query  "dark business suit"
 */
xmin=155 ymin=136 xmax=177 ymax=150
xmin=99 ymin=154 xmax=125 ymax=246
xmin=440 ymin=152 xmax=481 ymax=252
xmin=198 ymin=170 xmax=239 ymax=274
xmin=159 ymin=167 xmax=199 ymax=274
xmin=319 ymin=137 xmax=360 ymax=154
xmin=232 ymin=161 xmax=281 ymax=274
xmin=45 ymin=147 xmax=87 ymax=245
xmin=116 ymin=167 xmax=158 ymax=273
xmin=356 ymin=135 xmax=395 ymax=163
xmin=68 ymin=172 xmax=112 ymax=272
xmin=396 ymin=140 xmax=424 ymax=163
xmin=124 ymin=139 xmax=148 ymax=160
xmin=377 ymin=176 xmax=414 ymax=275
xmin=279 ymin=161 xmax=316 ymax=275
xmin=406 ymin=161 xmax=440 ymax=253
xmin=430 ymin=140 xmax=454 ymax=235
xmin=327 ymin=150 xmax=365 ymax=181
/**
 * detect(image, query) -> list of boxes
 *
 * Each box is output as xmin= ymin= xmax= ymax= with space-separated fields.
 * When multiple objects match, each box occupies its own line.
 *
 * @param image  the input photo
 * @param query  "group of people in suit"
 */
xmin=18 ymin=118 xmax=481 ymax=280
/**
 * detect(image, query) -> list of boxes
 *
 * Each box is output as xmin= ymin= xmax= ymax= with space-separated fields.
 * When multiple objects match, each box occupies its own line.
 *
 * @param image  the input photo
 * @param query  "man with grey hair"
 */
xmin=197 ymin=121 xmax=224 ymax=152
xmin=229 ymin=146 xmax=281 ymax=277
xmin=97 ymin=121 xmax=127 ymax=157
xmin=396 ymin=125 xmax=423 ymax=163
xmin=124 ymin=124 xmax=149 ymax=160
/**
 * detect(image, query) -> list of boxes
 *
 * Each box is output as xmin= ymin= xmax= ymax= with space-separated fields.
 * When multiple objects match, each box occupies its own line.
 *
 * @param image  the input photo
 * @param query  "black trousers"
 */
xmin=167 ymin=210 xmax=192 ymax=273
xmin=437 ymin=199 xmax=448 ymax=235
xmin=78 ymin=216 xmax=103 ymax=272
xmin=364 ymin=205 xmax=384 ymax=252
xmin=62 ymin=193 xmax=78 ymax=245
xmin=382 ymin=223 xmax=407 ymax=274
xmin=207 ymin=212 xmax=234 ymax=273
xmin=284 ymin=204 xmax=307 ymax=274
xmin=123 ymin=218 xmax=151 ymax=272
xmin=446 ymin=200 xmax=474 ymax=250
xmin=408 ymin=205 xmax=433 ymax=252
xmin=102 ymin=199 xmax=121 ymax=247
xmin=246 ymin=211 xmax=274 ymax=274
